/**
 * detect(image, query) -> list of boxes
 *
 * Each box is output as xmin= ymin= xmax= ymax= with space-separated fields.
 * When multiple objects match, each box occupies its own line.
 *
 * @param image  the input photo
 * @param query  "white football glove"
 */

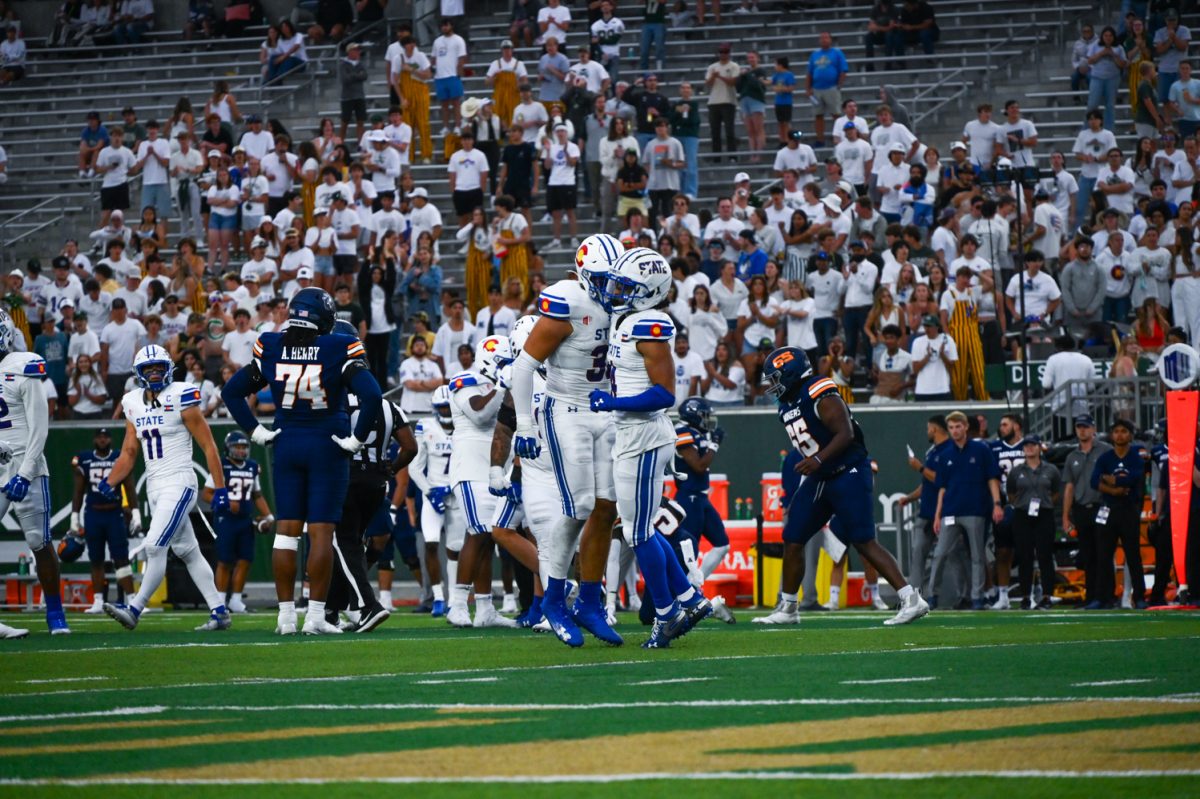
xmin=488 ymin=465 xmax=511 ymax=495
xmin=680 ymin=539 xmax=705 ymax=590
xmin=251 ymin=424 xmax=281 ymax=446
xmin=70 ymin=511 xmax=85 ymax=539
xmin=128 ymin=509 xmax=143 ymax=536
xmin=331 ymin=434 xmax=365 ymax=454
xmin=495 ymin=363 xmax=514 ymax=390
xmin=256 ymin=514 xmax=275 ymax=533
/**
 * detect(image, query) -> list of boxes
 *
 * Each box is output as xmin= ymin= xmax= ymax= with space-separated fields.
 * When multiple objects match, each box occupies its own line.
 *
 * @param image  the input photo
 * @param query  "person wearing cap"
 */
xmin=1004 ymin=250 xmax=1062 ymax=338
xmin=705 ymin=44 xmax=740 ymax=157
xmin=1061 ymin=413 xmax=1110 ymax=604
xmin=432 ymin=18 xmax=468 ymax=135
xmin=802 ymin=249 xmax=844 ymax=356
xmin=512 ymin=81 xmax=550 ymax=146
xmin=42 ymin=257 xmax=85 ymax=326
xmin=335 ymin=41 xmax=369 ymax=145
xmin=95 ymin=126 xmax=136 ymax=228
xmin=447 ymin=129 xmax=489 ymax=225
xmin=1059 ymin=238 xmax=1105 ymax=338
xmin=97 ymin=296 xmax=146 ymax=402
xmin=407 ymin=186 xmax=444 ymax=252
xmin=486 ymin=38 xmax=529 ymax=128
xmin=236 ymin=114 xmax=272 ymax=161
xmin=363 ymin=130 xmax=401 ymax=207
xmin=568 ymin=45 xmax=610 ymax=98
xmin=131 ymin=120 xmax=171 ymax=242
xmin=936 ymin=264 xmax=988 ymax=403
xmin=1088 ymin=419 xmax=1148 ymax=608
xmin=875 ymin=141 xmax=911 ymax=223
xmin=328 ymin=191 xmax=363 ymax=283
xmin=77 ymin=110 xmax=110 ymax=179
xmin=1006 ymin=435 xmax=1062 ymax=609
xmin=241 ymin=233 xmax=279 ymax=288
xmin=909 ymin=313 xmax=957 ymax=401
xmin=113 ymin=265 xmax=148 ymax=319
xmin=833 ymin=123 xmax=873 ymax=195
xmin=544 ymin=122 xmax=581 ymax=251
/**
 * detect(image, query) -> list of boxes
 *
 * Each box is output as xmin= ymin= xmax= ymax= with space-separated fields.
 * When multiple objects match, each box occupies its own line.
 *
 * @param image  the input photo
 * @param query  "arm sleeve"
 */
xmin=510 ymin=349 xmax=543 ymax=429
xmin=346 ymin=363 xmax=382 ymax=442
xmin=454 ymin=384 xmax=506 ymax=425
xmin=605 ymin=384 xmax=675 ymax=412
xmin=220 ymin=362 xmax=266 ymax=434
xmin=408 ymin=433 xmax=431 ymax=494
xmin=17 ymin=378 xmax=49 ymax=481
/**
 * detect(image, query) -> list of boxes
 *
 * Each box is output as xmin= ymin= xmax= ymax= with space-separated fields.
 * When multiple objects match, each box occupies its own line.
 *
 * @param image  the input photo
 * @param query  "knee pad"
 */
xmin=273 ymin=534 xmax=300 ymax=551
xmin=115 ymin=565 xmax=134 ymax=580
xmin=143 ymin=543 xmax=168 ymax=562
xmin=378 ymin=559 xmax=395 ymax=571
xmin=171 ymin=536 xmax=199 ymax=559
xmin=24 ymin=529 xmax=48 ymax=552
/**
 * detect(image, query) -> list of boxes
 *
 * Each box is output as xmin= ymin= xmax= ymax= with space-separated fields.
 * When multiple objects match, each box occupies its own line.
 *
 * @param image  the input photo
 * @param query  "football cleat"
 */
xmin=500 ymin=594 xmax=518 ymax=614
xmin=675 ymin=597 xmax=713 ymax=639
xmin=47 ymin=611 xmax=71 ymax=635
xmin=276 ymin=608 xmax=298 ymax=635
xmin=641 ymin=606 xmax=687 ymax=649
xmin=103 ymin=602 xmax=139 ymax=630
xmin=572 ymin=600 xmax=624 ymax=646
xmin=228 ymin=596 xmax=249 ymax=614
xmin=474 ymin=604 xmax=519 ymax=628
xmin=446 ymin=605 xmax=472 ymax=628
xmin=0 ymin=621 xmax=29 ymax=639
xmin=990 ymin=594 xmax=1011 ymax=611
xmin=710 ymin=595 xmax=736 ymax=624
xmin=195 ymin=610 xmax=232 ymax=632
xmin=872 ymin=595 xmax=890 ymax=611
xmin=356 ymin=605 xmax=391 ymax=633
xmin=542 ymin=598 xmax=584 ymax=647
xmin=84 ymin=597 xmax=105 ymax=614
xmin=301 ymin=615 xmax=344 ymax=635
xmin=883 ymin=591 xmax=930 ymax=626
xmin=752 ymin=600 xmax=799 ymax=625
xmin=531 ymin=616 xmax=551 ymax=633
xmin=430 ymin=599 xmax=446 ymax=618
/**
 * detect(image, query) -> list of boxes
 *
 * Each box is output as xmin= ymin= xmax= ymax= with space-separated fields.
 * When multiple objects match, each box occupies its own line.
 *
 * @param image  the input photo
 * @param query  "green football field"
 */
xmin=1 ymin=607 xmax=1198 ymax=798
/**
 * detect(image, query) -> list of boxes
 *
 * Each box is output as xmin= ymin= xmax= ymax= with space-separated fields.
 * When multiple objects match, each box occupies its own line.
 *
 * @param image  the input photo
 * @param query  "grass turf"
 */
xmin=0 ymin=607 xmax=1198 ymax=797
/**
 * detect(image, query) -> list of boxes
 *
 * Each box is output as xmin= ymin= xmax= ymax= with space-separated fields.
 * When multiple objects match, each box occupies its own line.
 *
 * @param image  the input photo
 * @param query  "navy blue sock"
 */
xmin=633 ymin=538 xmax=674 ymax=620
xmin=578 ymin=580 xmax=603 ymax=608
xmin=655 ymin=533 xmax=699 ymax=606
xmin=544 ymin=577 xmax=565 ymax=606
xmin=44 ymin=594 xmax=63 ymax=614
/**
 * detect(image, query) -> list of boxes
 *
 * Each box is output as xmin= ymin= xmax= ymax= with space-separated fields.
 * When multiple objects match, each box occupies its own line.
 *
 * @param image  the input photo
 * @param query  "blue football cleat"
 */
xmin=675 ymin=597 xmax=713 ymax=639
xmin=572 ymin=600 xmax=624 ymax=646
xmin=195 ymin=609 xmax=232 ymax=631
xmin=542 ymin=597 xmax=584 ymax=647
xmin=430 ymin=599 xmax=446 ymax=618
xmin=641 ymin=606 xmax=687 ymax=649
xmin=103 ymin=602 xmax=140 ymax=630
xmin=46 ymin=611 xmax=71 ymax=635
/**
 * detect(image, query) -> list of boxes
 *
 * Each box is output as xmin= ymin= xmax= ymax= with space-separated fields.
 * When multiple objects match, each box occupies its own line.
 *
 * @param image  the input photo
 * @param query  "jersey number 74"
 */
xmin=277 ymin=363 xmax=328 ymax=409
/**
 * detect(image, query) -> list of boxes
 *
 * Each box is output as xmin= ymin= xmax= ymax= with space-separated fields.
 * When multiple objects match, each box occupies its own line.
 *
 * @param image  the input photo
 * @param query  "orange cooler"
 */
xmin=761 ymin=472 xmax=784 ymax=521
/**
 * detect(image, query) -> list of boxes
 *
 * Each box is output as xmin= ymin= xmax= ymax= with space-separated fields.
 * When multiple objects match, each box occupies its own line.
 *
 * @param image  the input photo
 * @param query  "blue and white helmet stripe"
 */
xmin=133 ymin=344 xmax=174 ymax=391
xmin=575 ymin=234 xmax=623 ymax=309
xmin=605 ymin=247 xmax=673 ymax=312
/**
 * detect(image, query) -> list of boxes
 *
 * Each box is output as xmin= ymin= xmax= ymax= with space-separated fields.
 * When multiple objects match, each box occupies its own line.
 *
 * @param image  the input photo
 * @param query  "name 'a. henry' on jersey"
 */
xmin=251 ymin=330 xmax=367 ymax=435
xmin=536 ymin=279 xmax=611 ymax=405
xmin=73 ymin=449 xmax=120 ymax=507
xmin=0 ymin=351 xmax=51 ymax=480
xmin=776 ymin=374 xmax=869 ymax=478
xmin=121 ymin=381 xmax=204 ymax=489
xmin=607 ymin=309 xmax=676 ymax=460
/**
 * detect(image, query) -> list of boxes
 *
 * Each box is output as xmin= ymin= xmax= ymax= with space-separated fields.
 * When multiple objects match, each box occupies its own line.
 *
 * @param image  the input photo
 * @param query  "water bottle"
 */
xmin=745 ymin=498 xmax=755 ymax=519
xmin=17 ymin=553 xmax=28 ymax=576
xmin=779 ymin=450 xmax=788 ymax=468
xmin=734 ymin=498 xmax=744 ymax=520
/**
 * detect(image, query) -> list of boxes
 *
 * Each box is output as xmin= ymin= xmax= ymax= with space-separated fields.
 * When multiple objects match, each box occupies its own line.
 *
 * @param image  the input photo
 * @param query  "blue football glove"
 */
xmin=589 ymin=389 xmax=613 ymax=412
xmin=3 ymin=475 xmax=30 ymax=502
xmin=210 ymin=487 xmax=231 ymax=513
xmin=427 ymin=486 xmax=451 ymax=513
xmin=507 ymin=481 xmax=523 ymax=504
xmin=514 ymin=421 xmax=541 ymax=459
xmin=96 ymin=478 xmax=121 ymax=503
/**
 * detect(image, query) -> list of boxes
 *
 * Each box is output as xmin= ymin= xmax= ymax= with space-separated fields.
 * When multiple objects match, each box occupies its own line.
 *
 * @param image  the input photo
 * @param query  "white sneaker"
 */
xmin=752 ymin=600 xmax=799 ymax=624
xmin=0 ymin=621 xmax=29 ymax=639
xmin=823 ymin=597 xmax=839 ymax=611
xmin=548 ymin=237 xmax=562 ymax=250
xmin=336 ymin=618 xmax=357 ymax=632
xmin=301 ymin=614 xmax=344 ymax=635
xmin=84 ymin=598 xmax=105 ymax=614
xmin=872 ymin=595 xmax=890 ymax=611
xmin=569 ymin=237 xmax=580 ymax=250
xmin=990 ymin=594 xmax=1011 ymax=611
xmin=711 ymin=595 xmax=736 ymax=624
xmin=78 ymin=169 xmax=88 ymax=179
xmin=884 ymin=591 xmax=930 ymax=626
xmin=540 ymin=213 xmax=552 ymax=224
xmin=229 ymin=596 xmax=248 ymax=614
xmin=532 ymin=617 xmax=551 ymax=633
xmin=275 ymin=609 xmax=298 ymax=635
xmin=446 ymin=604 xmax=472 ymax=628
xmin=474 ymin=604 xmax=519 ymax=628
xmin=501 ymin=594 xmax=518 ymax=614
xmin=627 ymin=593 xmax=642 ymax=613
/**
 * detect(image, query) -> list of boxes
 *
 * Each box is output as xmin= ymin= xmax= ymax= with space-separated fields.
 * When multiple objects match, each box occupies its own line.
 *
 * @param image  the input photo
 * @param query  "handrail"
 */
xmin=1026 ymin=374 xmax=1164 ymax=440
xmin=0 ymin=196 xmax=60 ymax=234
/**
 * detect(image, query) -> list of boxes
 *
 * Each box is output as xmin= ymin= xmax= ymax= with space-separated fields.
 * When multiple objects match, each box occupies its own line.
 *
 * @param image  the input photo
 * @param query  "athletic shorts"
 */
xmin=454 ymin=480 xmax=498 ymax=536
xmin=435 ymin=76 xmax=464 ymax=101
xmin=0 ymin=475 xmax=52 ymax=551
xmin=546 ymin=184 xmax=577 ymax=212
xmin=676 ymin=490 xmax=729 ymax=548
xmin=453 ymin=188 xmax=484 ymax=218
xmin=84 ymin=507 xmax=128 ymax=563
xmin=418 ymin=491 xmax=466 ymax=551
xmin=100 ymin=183 xmax=130 ymax=211
xmin=613 ymin=443 xmax=672 ymax=547
xmin=542 ymin=396 xmax=616 ymax=519
xmin=811 ymin=87 xmax=842 ymax=116
xmin=333 ymin=254 xmax=359 ymax=275
xmin=774 ymin=104 xmax=793 ymax=123
xmin=272 ymin=429 xmax=351 ymax=524
xmin=505 ymin=186 xmax=532 ymax=209
xmin=782 ymin=458 xmax=875 ymax=546
xmin=215 ymin=518 xmax=256 ymax=564
xmin=340 ymin=98 xmax=367 ymax=123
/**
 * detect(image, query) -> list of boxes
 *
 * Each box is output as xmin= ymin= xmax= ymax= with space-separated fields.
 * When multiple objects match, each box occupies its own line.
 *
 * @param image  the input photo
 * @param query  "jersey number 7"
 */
xmin=277 ymin=363 xmax=328 ymax=409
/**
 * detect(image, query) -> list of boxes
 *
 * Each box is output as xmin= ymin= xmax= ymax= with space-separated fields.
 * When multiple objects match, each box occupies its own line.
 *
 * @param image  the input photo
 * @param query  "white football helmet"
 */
xmin=574 ymin=233 xmax=623 ymax=308
xmin=0 ymin=310 xmax=14 ymax=356
xmin=431 ymin=384 xmax=453 ymax=430
xmin=606 ymin=247 xmax=673 ymax=313
xmin=133 ymin=344 xmax=174 ymax=391
xmin=509 ymin=314 xmax=538 ymax=353
xmin=475 ymin=334 xmax=514 ymax=381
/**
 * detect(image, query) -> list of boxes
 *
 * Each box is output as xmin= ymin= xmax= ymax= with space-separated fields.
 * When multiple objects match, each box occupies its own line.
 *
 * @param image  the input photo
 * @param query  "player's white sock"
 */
xmin=178 ymin=545 xmax=225 ymax=611
xmin=605 ymin=545 xmax=622 ymax=605
xmin=446 ymin=558 xmax=459 ymax=598
xmin=828 ymin=585 xmax=840 ymax=606
xmin=278 ymin=600 xmax=296 ymax=614
xmin=132 ymin=546 xmax=169 ymax=610
xmin=781 ymin=591 xmax=798 ymax=604
xmin=869 ymin=583 xmax=881 ymax=601
xmin=897 ymin=584 xmax=915 ymax=601
xmin=432 ymin=584 xmax=444 ymax=602
xmin=547 ymin=516 xmax=585 ymax=580
xmin=379 ymin=589 xmax=392 ymax=608
xmin=451 ymin=583 xmax=470 ymax=609
xmin=476 ymin=593 xmax=493 ymax=611
xmin=700 ymin=545 xmax=729 ymax=580
xmin=306 ymin=599 xmax=326 ymax=618
xmin=998 ymin=585 xmax=1009 ymax=600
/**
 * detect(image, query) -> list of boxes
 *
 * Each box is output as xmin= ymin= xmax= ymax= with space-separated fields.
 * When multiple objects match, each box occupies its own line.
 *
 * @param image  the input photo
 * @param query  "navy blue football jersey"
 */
xmin=776 ymin=375 xmax=868 ymax=477
xmin=989 ymin=438 xmax=1025 ymax=496
xmin=219 ymin=457 xmax=260 ymax=521
xmin=672 ymin=423 xmax=710 ymax=493
xmin=1152 ymin=443 xmax=1169 ymax=493
xmin=73 ymin=450 xmax=119 ymax=508
xmin=252 ymin=330 xmax=367 ymax=434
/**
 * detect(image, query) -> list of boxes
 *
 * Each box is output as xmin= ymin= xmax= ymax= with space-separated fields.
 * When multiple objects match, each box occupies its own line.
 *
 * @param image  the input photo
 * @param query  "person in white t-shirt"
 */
xmin=672 ymin=334 xmax=706 ymax=408
xmin=383 ymin=106 xmax=413 ymax=170
xmin=910 ymin=315 xmax=958 ymax=400
xmin=240 ymin=238 xmax=278 ymax=287
xmin=132 ymin=121 xmax=170 ymax=243
xmin=773 ymin=130 xmax=818 ymax=177
xmin=1026 ymin=189 xmax=1065 ymax=268
xmin=833 ymin=123 xmax=873 ymax=191
xmin=537 ymin=0 xmax=571 ymax=47
xmin=260 ymin=134 xmax=300 ymax=216
xmin=407 ymin=188 xmax=444 ymax=257
xmin=221 ymin=309 xmax=259 ymax=368
xmin=701 ymin=341 xmax=746 ymax=406
xmin=569 ymin=47 xmax=610 ymax=95
xmin=831 ymin=100 xmax=870 ymax=144
xmin=370 ymin=192 xmax=408 ymax=250
xmin=432 ymin=18 xmax=468 ymax=134
xmin=778 ymin=280 xmax=817 ymax=356
xmin=431 ymin=296 xmax=475 ymax=370
xmin=94 ymin=127 xmax=136 ymax=227
xmin=238 ymin=115 xmax=274 ymax=160
xmin=869 ymin=106 xmax=918 ymax=165
xmin=875 ymin=142 xmax=910 ymax=221
xmin=447 ymin=129 xmax=490 ymax=224
xmin=543 ymin=124 xmax=580 ymax=250
xmin=1005 ymin=251 xmax=1062 ymax=325
xmin=397 ymin=338 xmax=445 ymax=417
xmin=962 ymin=103 xmax=1001 ymax=168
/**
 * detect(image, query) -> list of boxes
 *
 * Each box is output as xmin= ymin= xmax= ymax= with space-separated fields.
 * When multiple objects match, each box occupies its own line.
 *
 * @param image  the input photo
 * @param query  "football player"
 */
xmin=408 ymin=385 xmax=460 ymax=617
xmin=988 ymin=413 xmax=1025 ymax=610
xmin=757 ymin=345 xmax=929 ymax=626
xmin=201 ymin=430 xmax=272 ymax=614
xmin=70 ymin=428 xmax=140 ymax=614
xmin=593 ymin=248 xmax=714 ymax=648
xmin=100 ymin=344 xmax=232 ymax=632
xmin=0 ymin=311 xmax=69 ymax=638
xmin=221 ymin=287 xmax=383 ymax=635
xmin=509 ymin=233 xmax=624 ymax=646
xmin=672 ymin=397 xmax=735 ymax=622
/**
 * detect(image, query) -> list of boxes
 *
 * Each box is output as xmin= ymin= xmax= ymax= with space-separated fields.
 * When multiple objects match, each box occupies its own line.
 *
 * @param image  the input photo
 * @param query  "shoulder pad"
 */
xmin=628 ymin=316 xmax=674 ymax=341
xmin=536 ymin=290 xmax=572 ymax=320
xmin=806 ymin=376 xmax=839 ymax=402
xmin=1 ymin=352 xmax=47 ymax=379
xmin=414 ymin=420 xmax=427 ymax=436
xmin=448 ymin=372 xmax=480 ymax=392
xmin=675 ymin=426 xmax=696 ymax=447
xmin=174 ymin=383 xmax=203 ymax=408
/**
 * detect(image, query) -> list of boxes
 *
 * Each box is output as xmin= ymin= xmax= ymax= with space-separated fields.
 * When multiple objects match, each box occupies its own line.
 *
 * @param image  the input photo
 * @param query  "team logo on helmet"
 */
xmin=772 ymin=351 xmax=795 ymax=368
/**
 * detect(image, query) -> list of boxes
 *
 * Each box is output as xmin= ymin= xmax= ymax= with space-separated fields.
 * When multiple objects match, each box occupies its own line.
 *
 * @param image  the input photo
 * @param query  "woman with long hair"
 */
xmin=736 ymin=49 xmax=769 ymax=160
xmin=926 ymin=261 xmax=949 ymax=302
xmin=204 ymin=79 xmax=242 ymax=125
xmin=172 ymin=237 xmax=206 ymax=313
xmin=168 ymin=96 xmax=195 ymax=143
xmin=892 ymin=261 xmax=920 ymax=305
xmin=599 ymin=116 xmax=639 ymax=231
xmin=205 ymin=167 xmax=239 ymax=273
xmin=133 ymin=204 xmax=165 ymax=249
xmin=313 ymin=117 xmax=342 ymax=164
xmin=779 ymin=279 xmax=818 ymax=365
xmin=358 ymin=246 xmax=398 ymax=386
xmin=1086 ymin=25 xmax=1127 ymax=131
xmin=763 ymin=259 xmax=785 ymax=302
xmin=1109 ymin=335 xmax=1141 ymax=421
xmin=675 ymin=227 xmax=700 ymax=261
xmin=818 ymin=336 xmax=856 ymax=405
xmin=864 ymin=285 xmax=905 ymax=364
xmin=687 ymin=284 xmax=727 ymax=361
xmin=267 ymin=19 xmax=308 ymax=84
xmin=492 ymin=195 xmax=532 ymax=301
xmin=67 ymin=353 xmax=108 ymax=420
xmin=458 ymin=206 xmax=493 ymax=319
xmin=1129 ymin=136 xmax=1155 ymax=199
xmin=702 ymin=340 xmax=746 ymax=406
xmin=260 ymin=24 xmax=281 ymax=81
xmin=1171 ymin=221 xmax=1200 ymax=337
xmin=903 ymin=282 xmax=936 ymax=343
xmin=736 ymin=275 xmax=780 ymax=378
xmin=1133 ymin=296 xmax=1169 ymax=355
xmin=782 ymin=210 xmax=814 ymax=283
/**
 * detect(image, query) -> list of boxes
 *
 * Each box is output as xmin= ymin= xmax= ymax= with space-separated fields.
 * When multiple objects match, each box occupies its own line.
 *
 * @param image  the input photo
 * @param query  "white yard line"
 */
xmin=413 ymin=677 xmax=498 ymax=685
xmin=625 ymin=677 xmax=715 ymax=686
xmin=1071 ymin=678 xmax=1156 ymax=687
xmin=19 ymin=676 xmax=113 ymax=684
xmin=0 ymin=706 xmax=166 ymax=724
xmin=840 ymin=677 xmax=937 ymax=685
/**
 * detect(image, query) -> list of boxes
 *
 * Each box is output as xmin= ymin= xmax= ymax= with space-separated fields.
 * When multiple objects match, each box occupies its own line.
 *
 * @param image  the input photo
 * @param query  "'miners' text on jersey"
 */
xmin=776 ymin=374 xmax=869 ymax=477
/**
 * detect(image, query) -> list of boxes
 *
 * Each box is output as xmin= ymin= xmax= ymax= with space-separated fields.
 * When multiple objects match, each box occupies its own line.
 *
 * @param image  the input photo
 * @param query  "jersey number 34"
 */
xmin=277 ymin=364 xmax=327 ymax=409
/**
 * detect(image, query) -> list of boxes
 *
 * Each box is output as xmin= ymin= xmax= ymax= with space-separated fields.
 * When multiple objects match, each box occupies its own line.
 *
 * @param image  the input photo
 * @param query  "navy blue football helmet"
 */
xmin=288 ymin=287 xmax=336 ymax=334
xmin=57 ymin=535 xmax=85 ymax=563
xmin=678 ymin=397 xmax=716 ymax=432
xmin=763 ymin=346 xmax=813 ymax=401
xmin=332 ymin=319 xmax=359 ymax=339
xmin=225 ymin=430 xmax=250 ymax=462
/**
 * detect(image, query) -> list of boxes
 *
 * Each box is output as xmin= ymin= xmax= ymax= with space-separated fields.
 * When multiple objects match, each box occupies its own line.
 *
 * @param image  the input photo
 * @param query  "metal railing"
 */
xmin=0 ymin=196 xmax=69 ymax=268
xmin=1027 ymin=375 xmax=1165 ymax=440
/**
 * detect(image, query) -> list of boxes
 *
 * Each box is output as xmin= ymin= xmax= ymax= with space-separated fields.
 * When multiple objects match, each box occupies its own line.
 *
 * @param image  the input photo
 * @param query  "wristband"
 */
xmin=70 ymin=511 xmax=81 ymax=531
xmin=812 ymin=454 xmax=823 ymax=465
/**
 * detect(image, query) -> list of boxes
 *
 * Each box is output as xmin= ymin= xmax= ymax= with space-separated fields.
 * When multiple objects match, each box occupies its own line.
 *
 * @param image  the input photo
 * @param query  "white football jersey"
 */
xmin=121 ymin=381 xmax=203 ymax=491
xmin=447 ymin=369 xmax=501 ymax=484
xmin=536 ymin=280 xmax=611 ymax=406
xmin=521 ymin=371 xmax=552 ymax=479
xmin=410 ymin=419 xmax=454 ymax=492
xmin=608 ymin=310 xmax=676 ymax=460
xmin=0 ymin=352 xmax=50 ymax=480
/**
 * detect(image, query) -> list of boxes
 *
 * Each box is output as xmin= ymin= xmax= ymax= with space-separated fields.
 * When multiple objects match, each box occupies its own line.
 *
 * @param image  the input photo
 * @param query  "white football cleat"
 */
xmin=474 ymin=604 xmax=519 ymax=628
xmin=627 ymin=593 xmax=642 ymax=613
xmin=229 ymin=596 xmax=248 ymax=614
xmin=500 ymin=594 xmax=518 ymax=614
xmin=84 ymin=598 xmax=105 ymax=614
xmin=710 ymin=595 xmax=736 ymax=624
xmin=884 ymin=591 xmax=930 ymax=626
xmin=872 ymin=594 xmax=890 ymax=611
xmin=532 ymin=617 xmax=551 ymax=633
xmin=0 ymin=621 xmax=29 ymax=639
xmin=301 ymin=614 xmax=344 ymax=635
xmin=752 ymin=600 xmax=799 ymax=625
xmin=446 ymin=605 xmax=472 ymax=628
xmin=990 ymin=594 xmax=1011 ymax=611
xmin=275 ymin=608 xmax=298 ymax=635
xmin=823 ymin=597 xmax=839 ymax=611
